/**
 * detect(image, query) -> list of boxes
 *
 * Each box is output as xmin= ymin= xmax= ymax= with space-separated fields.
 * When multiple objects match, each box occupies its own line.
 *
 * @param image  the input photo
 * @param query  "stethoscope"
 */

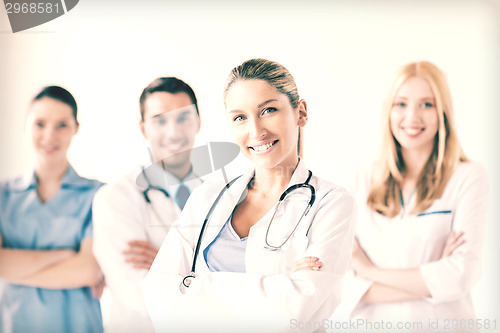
xmin=140 ymin=167 xmax=176 ymax=224
xmin=181 ymin=170 xmax=316 ymax=290
xmin=141 ymin=167 xmax=171 ymax=203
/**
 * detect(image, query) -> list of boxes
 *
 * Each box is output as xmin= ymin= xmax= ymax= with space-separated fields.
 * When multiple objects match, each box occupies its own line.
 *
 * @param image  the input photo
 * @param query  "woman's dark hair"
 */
xmin=33 ymin=86 xmax=78 ymax=125
xmin=139 ymin=77 xmax=198 ymax=121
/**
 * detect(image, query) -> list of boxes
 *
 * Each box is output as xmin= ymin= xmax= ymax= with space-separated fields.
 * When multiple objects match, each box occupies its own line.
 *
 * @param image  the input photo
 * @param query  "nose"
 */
xmin=407 ymin=103 xmax=420 ymax=118
xmin=163 ymin=119 xmax=182 ymax=140
xmin=42 ymin=126 xmax=56 ymax=142
xmin=249 ymin=118 xmax=267 ymax=139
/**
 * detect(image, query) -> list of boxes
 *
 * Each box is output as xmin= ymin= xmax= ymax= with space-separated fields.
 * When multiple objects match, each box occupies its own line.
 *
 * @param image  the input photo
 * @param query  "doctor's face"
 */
xmin=28 ymin=97 xmax=78 ymax=165
xmin=141 ymin=92 xmax=200 ymax=170
xmin=390 ymin=76 xmax=439 ymax=157
xmin=225 ymin=79 xmax=307 ymax=170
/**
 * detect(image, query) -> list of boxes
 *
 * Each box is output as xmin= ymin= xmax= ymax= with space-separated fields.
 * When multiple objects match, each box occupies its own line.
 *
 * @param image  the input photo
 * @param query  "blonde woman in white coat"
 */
xmin=142 ymin=58 xmax=356 ymax=333
xmin=343 ymin=61 xmax=488 ymax=331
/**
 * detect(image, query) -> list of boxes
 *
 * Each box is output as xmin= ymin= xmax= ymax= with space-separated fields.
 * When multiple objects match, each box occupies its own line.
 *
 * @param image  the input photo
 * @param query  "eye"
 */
xmin=422 ymin=102 xmax=434 ymax=108
xmin=394 ymin=102 xmax=406 ymax=108
xmin=156 ymin=116 xmax=167 ymax=126
xmin=35 ymin=121 xmax=44 ymax=128
xmin=261 ymin=107 xmax=277 ymax=116
xmin=233 ymin=115 xmax=247 ymax=122
xmin=57 ymin=122 xmax=67 ymax=129
xmin=177 ymin=112 xmax=192 ymax=124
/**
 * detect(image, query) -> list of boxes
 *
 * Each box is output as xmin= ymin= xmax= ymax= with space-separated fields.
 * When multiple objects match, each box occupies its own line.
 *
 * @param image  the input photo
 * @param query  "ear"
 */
xmin=140 ymin=120 xmax=148 ymax=139
xmin=297 ymin=99 xmax=308 ymax=127
xmin=195 ymin=114 xmax=201 ymax=134
xmin=74 ymin=123 xmax=79 ymax=135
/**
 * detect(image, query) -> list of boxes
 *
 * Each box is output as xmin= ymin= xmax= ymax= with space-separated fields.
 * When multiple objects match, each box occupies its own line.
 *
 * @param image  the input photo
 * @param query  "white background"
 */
xmin=1 ymin=0 xmax=499 ymax=324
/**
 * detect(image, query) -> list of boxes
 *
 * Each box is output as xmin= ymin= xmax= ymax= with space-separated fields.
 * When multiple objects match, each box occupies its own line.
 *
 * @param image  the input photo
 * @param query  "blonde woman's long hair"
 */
xmin=367 ymin=61 xmax=467 ymax=217
xmin=223 ymin=58 xmax=304 ymax=158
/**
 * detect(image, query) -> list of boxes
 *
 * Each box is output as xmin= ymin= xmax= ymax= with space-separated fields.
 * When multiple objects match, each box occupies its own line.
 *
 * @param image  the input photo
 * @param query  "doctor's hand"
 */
xmin=351 ymin=238 xmax=375 ymax=279
xmin=123 ymin=240 xmax=159 ymax=270
xmin=440 ymin=230 xmax=465 ymax=258
xmin=291 ymin=256 xmax=323 ymax=273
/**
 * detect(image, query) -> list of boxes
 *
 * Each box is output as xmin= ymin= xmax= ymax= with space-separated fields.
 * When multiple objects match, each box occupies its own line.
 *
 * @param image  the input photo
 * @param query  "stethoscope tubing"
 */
xmin=182 ymin=170 xmax=315 ymax=289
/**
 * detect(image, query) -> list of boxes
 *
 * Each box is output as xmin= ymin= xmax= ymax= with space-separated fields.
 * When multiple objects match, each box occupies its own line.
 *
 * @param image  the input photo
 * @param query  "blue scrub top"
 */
xmin=0 ymin=165 xmax=103 ymax=333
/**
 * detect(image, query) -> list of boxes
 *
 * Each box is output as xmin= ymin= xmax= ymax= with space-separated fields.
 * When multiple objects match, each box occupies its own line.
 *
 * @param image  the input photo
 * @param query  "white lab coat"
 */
xmin=335 ymin=161 xmax=488 ymax=326
xmin=142 ymin=159 xmax=356 ymax=333
xmin=92 ymin=165 xmax=201 ymax=333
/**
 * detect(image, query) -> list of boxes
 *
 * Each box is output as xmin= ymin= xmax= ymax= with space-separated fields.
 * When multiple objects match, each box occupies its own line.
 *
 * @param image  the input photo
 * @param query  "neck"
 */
xmin=401 ymin=147 xmax=432 ymax=181
xmin=251 ymin=158 xmax=299 ymax=195
xmin=35 ymin=158 xmax=69 ymax=184
xmin=159 ymin=161 xmax=192 ymax=181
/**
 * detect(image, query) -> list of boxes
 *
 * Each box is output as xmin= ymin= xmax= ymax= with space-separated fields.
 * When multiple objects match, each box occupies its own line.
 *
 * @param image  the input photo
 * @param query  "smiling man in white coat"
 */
xmin=92 ymin=77 xmax=202 ymax=332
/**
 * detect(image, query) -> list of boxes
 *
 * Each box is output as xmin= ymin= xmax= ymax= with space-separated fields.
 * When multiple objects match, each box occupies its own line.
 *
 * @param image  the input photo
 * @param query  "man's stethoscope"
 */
xmin=141 ymin=166 xmax=170 ymax=203
xmin=181 ymin=170 xmax=316 ymax=290
xmin=140 ymin=167 xmax=174 ymax=224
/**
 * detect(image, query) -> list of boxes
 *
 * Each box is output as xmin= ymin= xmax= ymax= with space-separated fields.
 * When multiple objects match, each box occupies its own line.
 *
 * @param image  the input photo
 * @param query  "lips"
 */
xmin=249 ymin=140 xmax=278 ymax=152
xmin=40 ymin=145 xmax=59 ymax=154
xmin=402 ymin=126 xmax=424 ymax=136
xmin=161 ymin=140 xmax=189 ymax=154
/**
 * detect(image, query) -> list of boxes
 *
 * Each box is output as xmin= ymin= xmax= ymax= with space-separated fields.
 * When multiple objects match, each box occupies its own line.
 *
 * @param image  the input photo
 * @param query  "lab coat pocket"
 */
xmin=409 ymin=208 xmax=453 ymax=260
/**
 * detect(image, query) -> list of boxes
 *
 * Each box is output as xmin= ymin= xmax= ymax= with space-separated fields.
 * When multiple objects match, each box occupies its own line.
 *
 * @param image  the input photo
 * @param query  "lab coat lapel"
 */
xmin=197 ymin=170 xmax=255 ymax=266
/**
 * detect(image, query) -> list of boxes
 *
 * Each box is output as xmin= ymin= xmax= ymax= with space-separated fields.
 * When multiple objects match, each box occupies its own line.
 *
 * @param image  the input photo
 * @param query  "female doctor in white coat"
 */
xmin=142 ymin=58 xmax=356 ymax=332
xmin=343 ymin=61 xmax=489 ymax=329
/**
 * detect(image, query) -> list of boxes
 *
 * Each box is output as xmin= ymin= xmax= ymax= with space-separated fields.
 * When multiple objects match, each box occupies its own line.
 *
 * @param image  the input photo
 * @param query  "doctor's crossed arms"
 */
xmin=92 ymin=77 xmax=202 ymax=332
xmin=337 ymin=61 xmax=489 ymax=330
xmin=0 ymin=86 xmax=104 ymax=333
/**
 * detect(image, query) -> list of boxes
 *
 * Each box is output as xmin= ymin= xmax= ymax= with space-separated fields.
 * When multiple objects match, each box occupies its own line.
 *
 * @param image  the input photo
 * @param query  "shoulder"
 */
xmin=66 ymin=166 xmax=103 ymax=192
xmin=94 ymin=170 xmax=140 ymax=203
xmin=0 ymin=176 xmax=22 ymax=191
xmin=453 ymin=160 xmax=487 ymax=179
xmin=448 ymin=160 xmax=488 ymax=193
xmin=0 ymin=177 xmax=20 ymax=204
xmin=0 ymin=173 xmax=36 ymax=204
xmin=311 ymin=174 xmax=356 ymax=208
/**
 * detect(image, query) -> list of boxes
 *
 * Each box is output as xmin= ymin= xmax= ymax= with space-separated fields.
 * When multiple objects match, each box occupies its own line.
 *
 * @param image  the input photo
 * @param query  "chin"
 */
xmin=160 ymin=154 xmax=190 ymax=168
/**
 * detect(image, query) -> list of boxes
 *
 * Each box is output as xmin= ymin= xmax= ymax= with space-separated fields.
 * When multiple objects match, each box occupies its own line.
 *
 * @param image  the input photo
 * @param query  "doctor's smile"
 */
xmin=249 ymin=139 xmax=279 ymax=153
xmin=401 ymin=126 xmax=425 ymax=136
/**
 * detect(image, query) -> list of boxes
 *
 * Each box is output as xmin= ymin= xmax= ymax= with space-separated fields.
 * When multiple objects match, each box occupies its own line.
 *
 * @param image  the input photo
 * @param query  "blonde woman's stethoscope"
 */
xmin=180 ymin=170 xmax=316 ymax=290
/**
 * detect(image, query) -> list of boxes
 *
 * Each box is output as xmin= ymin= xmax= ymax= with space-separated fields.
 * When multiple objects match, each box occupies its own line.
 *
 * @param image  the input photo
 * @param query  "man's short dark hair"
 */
xmin=139 ymin=77 xmax=198 ymax=121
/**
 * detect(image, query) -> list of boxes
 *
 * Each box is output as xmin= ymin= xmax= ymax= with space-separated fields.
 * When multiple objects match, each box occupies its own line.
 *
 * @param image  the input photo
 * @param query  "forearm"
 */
xmin=0 ymin=248 xmax=75 ymax=280
xmin=363 ymin=266 xmax=431 ymax=298
xmin=9 ymin=239 xmax=101 ymax=289
xmin=361 ymin=282 xmax=423 ymax=304
xmin=12 ymin=252 xmax=101 ymax=289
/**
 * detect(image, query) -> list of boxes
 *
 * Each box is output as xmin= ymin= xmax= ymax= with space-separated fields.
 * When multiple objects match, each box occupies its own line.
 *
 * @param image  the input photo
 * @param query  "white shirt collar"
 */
xmin=136 ymin=163 xmax=202 ymax=197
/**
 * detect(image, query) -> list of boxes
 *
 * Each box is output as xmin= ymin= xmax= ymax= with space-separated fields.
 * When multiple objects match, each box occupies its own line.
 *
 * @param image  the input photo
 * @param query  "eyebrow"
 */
xmin=149 ymin=109 xmax=193 ymax=120
xmin=258 ymin=99 xmax=278 ymax=108
xmin=34 ymin=117 xmax=73 ymax=121
xmin=394 ymin=96 xmax=435 ymax=100
xmin=228 ymin=99 xmax=278 ymax=114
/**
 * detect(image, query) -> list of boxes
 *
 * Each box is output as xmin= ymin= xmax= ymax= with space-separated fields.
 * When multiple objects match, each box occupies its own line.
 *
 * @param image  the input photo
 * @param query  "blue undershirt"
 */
xmin=203 ymin=217 xmax=247 ymax=273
